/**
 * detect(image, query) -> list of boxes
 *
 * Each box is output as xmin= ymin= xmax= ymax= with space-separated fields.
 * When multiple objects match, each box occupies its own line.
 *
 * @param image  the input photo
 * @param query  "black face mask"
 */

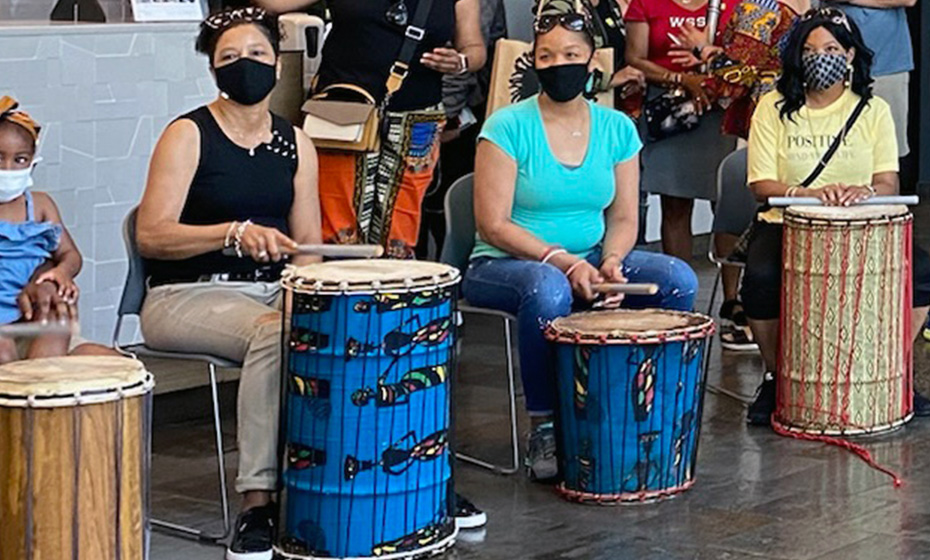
xmin=535 ymin=63 xmax=590 ymax=103
xmin=214 ymin=58 xmax=277 ymax=106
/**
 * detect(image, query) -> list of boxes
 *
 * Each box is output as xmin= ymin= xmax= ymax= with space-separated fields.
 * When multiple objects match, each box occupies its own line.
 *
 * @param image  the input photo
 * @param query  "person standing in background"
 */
xmin=667 ymin=0 xmax=809 ymax=351
xmin=831 ymin=0 xmax=915 ymax=166
xmin=256 ymin=0 xmax=487 ymax=259
xmin=416 ymin=0 xmax=506 ymax=259
xmin=827 ymin=0 xmax=930 ymax=339
xmin=625 ymin=0 xmax=737 ymax=265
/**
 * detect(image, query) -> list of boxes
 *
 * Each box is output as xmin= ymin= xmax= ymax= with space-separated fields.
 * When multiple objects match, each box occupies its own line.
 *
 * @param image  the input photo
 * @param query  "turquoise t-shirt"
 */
xmin=470 ymin=95 xmax=642 ymax=260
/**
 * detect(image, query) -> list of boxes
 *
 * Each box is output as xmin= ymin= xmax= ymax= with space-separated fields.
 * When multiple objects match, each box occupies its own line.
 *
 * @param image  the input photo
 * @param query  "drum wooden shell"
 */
xmin=778 ymin=205 xmax=913 ymax=435
xmin=0 ymin=357 xmax=154 ymax=560
xmin=546 ymin=310 xmax=715 ymax=504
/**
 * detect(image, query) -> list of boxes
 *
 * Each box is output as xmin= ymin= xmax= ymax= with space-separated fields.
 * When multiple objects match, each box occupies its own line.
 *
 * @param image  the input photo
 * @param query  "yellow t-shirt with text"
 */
xmin=747 ymin=89 xmax=898 ymax=223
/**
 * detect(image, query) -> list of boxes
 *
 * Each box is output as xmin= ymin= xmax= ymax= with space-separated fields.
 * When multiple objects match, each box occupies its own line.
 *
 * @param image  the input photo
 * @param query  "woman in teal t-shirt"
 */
xmin=461 ymin=8 xmax=698 ymax=482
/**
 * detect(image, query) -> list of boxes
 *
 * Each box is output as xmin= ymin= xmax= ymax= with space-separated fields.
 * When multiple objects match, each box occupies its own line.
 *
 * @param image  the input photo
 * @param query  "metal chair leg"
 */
xmin=151 ymin=363 xmax=232 ymax=543
xmin=703 ymin=265 xmax=754 ymax=404
xmin=456 ymin=316 xmax=521 ymax=475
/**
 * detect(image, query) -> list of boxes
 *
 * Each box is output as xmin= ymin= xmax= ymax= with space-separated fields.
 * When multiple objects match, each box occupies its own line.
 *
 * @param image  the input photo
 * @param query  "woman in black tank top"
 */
xmin=135 ymin=9 xmax=321 ymax=560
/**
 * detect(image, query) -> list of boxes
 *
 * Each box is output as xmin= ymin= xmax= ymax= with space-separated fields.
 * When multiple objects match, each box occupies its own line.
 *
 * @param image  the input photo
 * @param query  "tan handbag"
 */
xmin=301 ymin=84 xmax=383 ymax=152
xmin=301 ymin=0 xmax=435 ymax=153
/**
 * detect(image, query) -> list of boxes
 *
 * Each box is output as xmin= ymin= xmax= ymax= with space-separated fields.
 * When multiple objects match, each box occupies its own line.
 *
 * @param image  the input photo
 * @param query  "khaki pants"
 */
xmin=140 ymin=281 xmax=282 ymax=493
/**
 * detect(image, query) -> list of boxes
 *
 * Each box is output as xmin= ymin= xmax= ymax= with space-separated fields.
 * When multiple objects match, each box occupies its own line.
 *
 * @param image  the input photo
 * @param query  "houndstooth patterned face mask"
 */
xmin=802 ymin=53 xmax=848 ymax=91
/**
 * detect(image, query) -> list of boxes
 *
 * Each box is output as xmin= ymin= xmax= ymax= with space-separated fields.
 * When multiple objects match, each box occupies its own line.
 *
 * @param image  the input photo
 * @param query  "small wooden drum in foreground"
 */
xmin=779 ymin=205 xmax=914 ymax=435
xmin=0 ymin=356 xmax=154 ymax=560
xmin=278 ymin=260 xmax=460 ymax=560
xmin=546 ymin=309 xmax=715 ymax=503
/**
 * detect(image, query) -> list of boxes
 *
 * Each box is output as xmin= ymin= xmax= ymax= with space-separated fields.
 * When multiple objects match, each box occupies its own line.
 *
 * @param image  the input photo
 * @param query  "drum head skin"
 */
xmin=283 ymin=260 xmax=460 ymax=294
xmin=547 ymin=309 xmax=714 ymax=345
xmin=786 ymin=204 xmax=909 ymax=222
xmin=0 ymin=356 xmax=152 ymax=405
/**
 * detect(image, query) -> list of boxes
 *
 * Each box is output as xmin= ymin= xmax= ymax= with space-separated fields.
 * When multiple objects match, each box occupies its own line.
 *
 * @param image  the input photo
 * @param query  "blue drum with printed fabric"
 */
xmin=546 ymin=310 xmax=714 ymax=503
xmin=276 ymin=260 xmax=460 ymax=560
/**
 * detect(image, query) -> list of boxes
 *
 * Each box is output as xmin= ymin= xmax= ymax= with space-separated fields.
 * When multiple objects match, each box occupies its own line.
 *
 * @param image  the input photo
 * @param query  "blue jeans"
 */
xmin=462 ymin=249 xmax=698 ymax=415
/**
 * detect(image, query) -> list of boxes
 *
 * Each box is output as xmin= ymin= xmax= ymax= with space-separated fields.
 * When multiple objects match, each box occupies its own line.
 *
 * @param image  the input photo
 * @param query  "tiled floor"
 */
xmin=146 ymin=242 xmax=930 ymax=560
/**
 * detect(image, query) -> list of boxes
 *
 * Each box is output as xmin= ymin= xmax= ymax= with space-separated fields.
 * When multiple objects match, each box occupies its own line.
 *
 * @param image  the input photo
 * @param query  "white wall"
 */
xmin=0 ymin=22 xmax=217 ymax=343
xmin=644 ymin=195 xmax=715 ymax=244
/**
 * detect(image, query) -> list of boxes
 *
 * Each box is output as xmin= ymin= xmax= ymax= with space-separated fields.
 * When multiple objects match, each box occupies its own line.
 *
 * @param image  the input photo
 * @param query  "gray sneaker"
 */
xmin=525 ymin=422 xmax=558 ymax=481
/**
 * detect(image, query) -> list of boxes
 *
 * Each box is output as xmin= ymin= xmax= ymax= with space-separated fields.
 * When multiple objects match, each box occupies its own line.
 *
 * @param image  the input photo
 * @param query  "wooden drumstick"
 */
xmin=292 ymin=244 xmax=384 ymax=258
xmin=222 ymin=244 xmax=385 ymax=258
xmin=0 ymin=322 xmax=74 ymax=338
xmin=768 ymin=195 xmax=920 ymax=207
xmin=592 ymin=283 xmax=660 ymax=296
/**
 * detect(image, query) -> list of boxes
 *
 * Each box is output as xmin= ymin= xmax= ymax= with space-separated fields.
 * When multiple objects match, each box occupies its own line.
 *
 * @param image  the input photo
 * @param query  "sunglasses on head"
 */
xmin=535 ymin=13 xmax=589 ymax=34
xmin=800 ymin=7 xmax=851 ymax=32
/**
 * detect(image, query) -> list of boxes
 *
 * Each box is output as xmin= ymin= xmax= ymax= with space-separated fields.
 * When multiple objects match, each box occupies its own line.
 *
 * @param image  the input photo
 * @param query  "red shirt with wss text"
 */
xmin=625 ymin=0 xmax=735 ymax=72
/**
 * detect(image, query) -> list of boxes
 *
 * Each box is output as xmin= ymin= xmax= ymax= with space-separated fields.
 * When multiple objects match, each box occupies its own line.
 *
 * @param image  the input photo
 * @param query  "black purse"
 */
xmin=643 ymin=87 xmax=700 ymax=141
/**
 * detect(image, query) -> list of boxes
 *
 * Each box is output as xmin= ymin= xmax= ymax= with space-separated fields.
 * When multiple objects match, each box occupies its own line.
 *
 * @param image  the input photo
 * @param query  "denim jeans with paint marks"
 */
xmin=462 ymin=249 xmax=698 ymax=414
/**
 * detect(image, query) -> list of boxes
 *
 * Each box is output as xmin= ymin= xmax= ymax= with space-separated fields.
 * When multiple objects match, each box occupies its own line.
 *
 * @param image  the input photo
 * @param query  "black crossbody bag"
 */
xmin=729 ymin=97 xmax=870 ymax=262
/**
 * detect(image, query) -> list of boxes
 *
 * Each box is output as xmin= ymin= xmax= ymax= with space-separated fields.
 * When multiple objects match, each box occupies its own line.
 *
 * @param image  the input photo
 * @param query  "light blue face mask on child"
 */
xmin=0 ymin=157 xmax=40 ymax=203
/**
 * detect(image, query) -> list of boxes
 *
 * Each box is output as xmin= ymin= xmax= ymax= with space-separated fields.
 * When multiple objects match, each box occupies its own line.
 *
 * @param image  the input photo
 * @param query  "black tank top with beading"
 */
xmin=146 ymin=106 xmax=298 ymax=286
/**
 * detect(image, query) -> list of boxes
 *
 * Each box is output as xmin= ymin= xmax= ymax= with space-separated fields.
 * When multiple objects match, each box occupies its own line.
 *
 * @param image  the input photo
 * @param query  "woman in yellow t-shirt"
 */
xmin=742 ymin=8 xmax=930 ymax=425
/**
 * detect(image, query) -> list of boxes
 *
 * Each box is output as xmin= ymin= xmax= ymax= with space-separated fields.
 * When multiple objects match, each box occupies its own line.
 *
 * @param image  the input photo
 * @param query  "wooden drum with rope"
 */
xmin=0 ymin=356 xmax=154 ymax=560
xmin=778 ymin=205 xmax=914 ymax=436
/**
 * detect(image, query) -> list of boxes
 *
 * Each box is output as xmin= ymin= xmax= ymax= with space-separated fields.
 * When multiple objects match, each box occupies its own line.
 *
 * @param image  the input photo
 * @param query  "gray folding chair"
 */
xmin=113 ymin=207 xmax=234 ymax=542
xmin=706 ymin=147 xmax=757 ymax=318
xmin=440 ymin=174 xmax=521 ymax=475
xmin=703 ymin=148 xmax=760 ymax=402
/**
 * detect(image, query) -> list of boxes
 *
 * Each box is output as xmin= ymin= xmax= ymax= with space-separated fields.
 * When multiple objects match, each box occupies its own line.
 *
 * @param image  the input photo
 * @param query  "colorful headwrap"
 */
xmin=0 ymin=96 xmax=40 ymax=145
xmin=202 ymin=6 xmax=270 ymax=31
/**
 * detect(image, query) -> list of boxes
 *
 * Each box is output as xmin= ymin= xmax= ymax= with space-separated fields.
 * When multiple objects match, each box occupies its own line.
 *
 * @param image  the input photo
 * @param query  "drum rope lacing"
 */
xmin=770 ymin=417 xmax=902 ymax=487
xmin=777 ymin=219 xmax=909 ymax=488
xmin=556 ymin=480 xmax=696 ymax=505
xmin=546 ymin=320 xmax=716 ymax=346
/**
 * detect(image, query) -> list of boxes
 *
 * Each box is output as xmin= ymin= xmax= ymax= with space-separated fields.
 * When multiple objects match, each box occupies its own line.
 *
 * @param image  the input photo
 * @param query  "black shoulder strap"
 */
xmin=800 ymin=97 xmax=869 ymax=188
xmin=384 ymin=0 xmax=436 ymax=105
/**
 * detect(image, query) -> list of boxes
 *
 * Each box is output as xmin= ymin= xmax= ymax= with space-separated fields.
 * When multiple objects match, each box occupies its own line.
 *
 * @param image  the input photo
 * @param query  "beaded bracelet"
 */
xmin=224 ymin=221 xmax=238 ymax=248
xmin=233 ymin=219 xmax=252 ymax=259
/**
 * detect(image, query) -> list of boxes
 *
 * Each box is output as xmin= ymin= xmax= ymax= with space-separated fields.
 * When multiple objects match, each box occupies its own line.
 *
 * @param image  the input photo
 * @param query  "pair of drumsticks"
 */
xmin=225 ymin=244 xmax=661 ymax=297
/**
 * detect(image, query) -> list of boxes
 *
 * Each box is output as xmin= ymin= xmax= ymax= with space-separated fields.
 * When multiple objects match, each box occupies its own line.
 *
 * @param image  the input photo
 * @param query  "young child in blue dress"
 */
xmin=0 ymin=96 xmax=111 ymax=363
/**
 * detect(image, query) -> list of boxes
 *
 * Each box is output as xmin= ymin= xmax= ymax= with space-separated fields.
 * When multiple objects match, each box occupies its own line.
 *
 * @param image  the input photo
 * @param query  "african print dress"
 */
xmin=709 ymin=0 xmax=799 ymax=138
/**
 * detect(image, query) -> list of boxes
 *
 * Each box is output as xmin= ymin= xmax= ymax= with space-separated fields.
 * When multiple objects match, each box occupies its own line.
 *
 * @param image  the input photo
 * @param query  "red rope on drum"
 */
xmin=771 ymin=416 xmax=903 ymax=487
xmin=818 ymin=227 xmax=833 ymax=422
xmin=799 ymin=227 xmax=814 ymax=420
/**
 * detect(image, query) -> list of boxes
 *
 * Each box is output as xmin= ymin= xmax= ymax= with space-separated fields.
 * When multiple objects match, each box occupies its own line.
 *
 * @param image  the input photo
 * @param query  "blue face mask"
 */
xmin=0 ymin=157 xmax=40 ymax=203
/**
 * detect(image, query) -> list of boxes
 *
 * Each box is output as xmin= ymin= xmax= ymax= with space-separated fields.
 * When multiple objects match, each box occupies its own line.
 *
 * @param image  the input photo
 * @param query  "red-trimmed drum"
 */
xmin=546 ymin=309 xmax=714 ymax=503
xmin=778 ymin=205 xmax=914 ymax=435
